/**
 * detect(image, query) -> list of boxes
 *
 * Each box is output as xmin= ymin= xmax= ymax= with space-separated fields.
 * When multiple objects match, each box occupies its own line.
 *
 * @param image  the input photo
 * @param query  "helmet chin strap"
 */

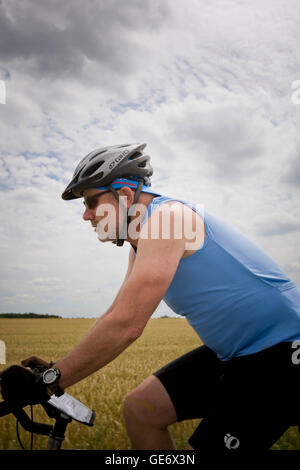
xmin=108 ymin=179 xmax=144 ymax=248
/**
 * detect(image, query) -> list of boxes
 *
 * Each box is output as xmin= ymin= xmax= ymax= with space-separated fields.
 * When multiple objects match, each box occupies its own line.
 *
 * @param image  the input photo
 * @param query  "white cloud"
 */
xmin=0 ymin=0 xmax=300 ymax=316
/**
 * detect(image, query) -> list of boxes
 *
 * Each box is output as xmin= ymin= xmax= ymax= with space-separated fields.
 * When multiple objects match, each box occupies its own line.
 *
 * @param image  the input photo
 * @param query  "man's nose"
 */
xmin=83 ymin=208 xmax=94 ymax=221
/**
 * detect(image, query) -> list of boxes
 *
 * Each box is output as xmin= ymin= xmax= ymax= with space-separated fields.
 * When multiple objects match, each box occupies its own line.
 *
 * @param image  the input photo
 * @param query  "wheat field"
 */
xmin=0 ymin=318 xmax=299 ymax=450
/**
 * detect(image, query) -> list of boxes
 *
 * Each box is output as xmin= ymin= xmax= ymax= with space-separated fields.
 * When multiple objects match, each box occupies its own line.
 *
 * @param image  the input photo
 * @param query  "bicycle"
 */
xmin=0 ymin=367 xmax=96 ymax=450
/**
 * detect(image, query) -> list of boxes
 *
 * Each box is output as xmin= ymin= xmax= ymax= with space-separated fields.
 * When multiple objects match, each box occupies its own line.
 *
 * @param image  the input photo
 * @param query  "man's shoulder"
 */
xmin=138 ymin=197 xmax=205 ymax=256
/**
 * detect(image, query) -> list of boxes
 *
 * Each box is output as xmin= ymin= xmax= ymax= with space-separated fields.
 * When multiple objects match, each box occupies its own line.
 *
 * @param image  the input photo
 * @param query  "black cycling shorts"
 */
xmin=153 ymin=341 xmax=300 ymax=452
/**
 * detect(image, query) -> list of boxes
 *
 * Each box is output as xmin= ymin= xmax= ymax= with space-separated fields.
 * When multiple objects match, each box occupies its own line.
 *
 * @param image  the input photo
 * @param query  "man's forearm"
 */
xmin=52 ymin=271 xmax=164 ymax=391
xmin=53 ymin=313 xmax=139 ymax=390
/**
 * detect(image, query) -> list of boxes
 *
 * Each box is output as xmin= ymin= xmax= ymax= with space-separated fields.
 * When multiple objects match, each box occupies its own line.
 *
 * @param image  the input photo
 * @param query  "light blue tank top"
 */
xmin=135 ymin=195 xmax=300 ymax=361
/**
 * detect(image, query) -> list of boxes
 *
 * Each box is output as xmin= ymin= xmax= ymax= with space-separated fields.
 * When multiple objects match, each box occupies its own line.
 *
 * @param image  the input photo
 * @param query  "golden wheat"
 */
xmin=0 ymin=318 xmax=299 ymax=450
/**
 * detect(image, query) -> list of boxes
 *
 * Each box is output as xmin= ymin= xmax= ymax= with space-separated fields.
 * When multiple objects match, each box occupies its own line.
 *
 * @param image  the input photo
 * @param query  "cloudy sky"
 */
xmin=0 ymin=0 xmax=300 ymax=318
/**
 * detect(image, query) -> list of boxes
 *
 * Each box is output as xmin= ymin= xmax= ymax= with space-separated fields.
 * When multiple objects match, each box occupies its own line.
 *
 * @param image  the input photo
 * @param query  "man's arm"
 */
xmin=50 ymin=206 xmax=187 ymax=390
xmin=21 ymin=247 xmax=136 ymax=378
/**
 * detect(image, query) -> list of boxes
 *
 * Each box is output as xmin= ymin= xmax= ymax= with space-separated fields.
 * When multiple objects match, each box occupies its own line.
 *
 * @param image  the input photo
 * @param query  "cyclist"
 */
xmin=2 ymin=143 xmax=300 ymax=452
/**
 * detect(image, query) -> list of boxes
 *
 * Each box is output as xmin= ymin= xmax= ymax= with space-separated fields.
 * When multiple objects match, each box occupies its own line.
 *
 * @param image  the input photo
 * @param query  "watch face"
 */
xmin=43 ymin=368 xmax=57 ymax=385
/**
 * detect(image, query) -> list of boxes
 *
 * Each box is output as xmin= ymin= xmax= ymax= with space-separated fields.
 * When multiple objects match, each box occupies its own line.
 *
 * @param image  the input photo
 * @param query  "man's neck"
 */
xmin=126 ymin=193 xmax=157 ymax=248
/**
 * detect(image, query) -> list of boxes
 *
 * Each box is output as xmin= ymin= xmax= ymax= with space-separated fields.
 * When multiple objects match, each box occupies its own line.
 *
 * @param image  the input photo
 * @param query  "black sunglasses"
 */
xmin=83 ymin=191 xmax=111 ymax=210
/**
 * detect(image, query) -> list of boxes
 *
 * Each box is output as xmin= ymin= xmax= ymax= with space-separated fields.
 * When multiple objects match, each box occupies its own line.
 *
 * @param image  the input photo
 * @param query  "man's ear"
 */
xmin=118 ymin=186 xmax=135 ymax=208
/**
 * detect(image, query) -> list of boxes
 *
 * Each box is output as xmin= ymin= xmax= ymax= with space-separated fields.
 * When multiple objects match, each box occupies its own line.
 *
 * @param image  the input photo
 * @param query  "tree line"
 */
xmin=0 ymin=313 xmax=62 ymax=318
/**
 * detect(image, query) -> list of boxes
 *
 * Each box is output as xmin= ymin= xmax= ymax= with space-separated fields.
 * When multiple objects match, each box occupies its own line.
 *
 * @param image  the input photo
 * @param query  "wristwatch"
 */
xmin=42 ymin=367 xmax=64 ymax=397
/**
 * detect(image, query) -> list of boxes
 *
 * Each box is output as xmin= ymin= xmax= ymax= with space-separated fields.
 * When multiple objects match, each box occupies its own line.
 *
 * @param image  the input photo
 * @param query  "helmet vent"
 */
xmin=129 ymin=152 xmax=142 ymax=160
xmin=90 ymin=151 xmax=106 ymax=161
xmin=82 ymin=162 xmax=104 ymax=178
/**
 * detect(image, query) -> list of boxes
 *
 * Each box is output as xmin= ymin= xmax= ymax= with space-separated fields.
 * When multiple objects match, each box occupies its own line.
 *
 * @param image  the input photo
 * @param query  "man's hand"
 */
xmin=0 ymin=364 xmax=50 ymax=406
xmin=21 ymin=356 xmax=52 ymax=372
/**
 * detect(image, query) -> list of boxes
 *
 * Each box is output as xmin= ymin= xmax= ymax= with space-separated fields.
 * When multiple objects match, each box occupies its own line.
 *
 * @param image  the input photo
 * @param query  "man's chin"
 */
xmin=97 ymin=237 xmax=112 ymax=243
xmin=96 ymin=233 xmax=117 ymax=243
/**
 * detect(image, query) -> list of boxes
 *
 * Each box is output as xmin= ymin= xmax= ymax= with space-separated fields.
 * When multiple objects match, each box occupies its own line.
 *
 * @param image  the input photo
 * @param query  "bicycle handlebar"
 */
xmin=0 ymin=363 xmax=96 ymax=449
xmin=13 ymin=408 xmax=53 ymax=436
xmin=0 ymin=400 xmax=53 ymax=439
xmin=0 ymin=393 xmax=95 ymax=425
xmin=0 ymin=392 xmax=96 ymax=450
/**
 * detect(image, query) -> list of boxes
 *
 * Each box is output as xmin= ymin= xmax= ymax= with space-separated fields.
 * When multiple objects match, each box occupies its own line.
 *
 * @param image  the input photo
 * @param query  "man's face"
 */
xmin=82 ymin=188 xmax=129 ymax=242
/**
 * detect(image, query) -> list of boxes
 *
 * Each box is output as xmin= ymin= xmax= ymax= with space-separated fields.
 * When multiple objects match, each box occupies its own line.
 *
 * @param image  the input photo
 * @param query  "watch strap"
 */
xmin=48 ymin=381 xmax=64 ymax=397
